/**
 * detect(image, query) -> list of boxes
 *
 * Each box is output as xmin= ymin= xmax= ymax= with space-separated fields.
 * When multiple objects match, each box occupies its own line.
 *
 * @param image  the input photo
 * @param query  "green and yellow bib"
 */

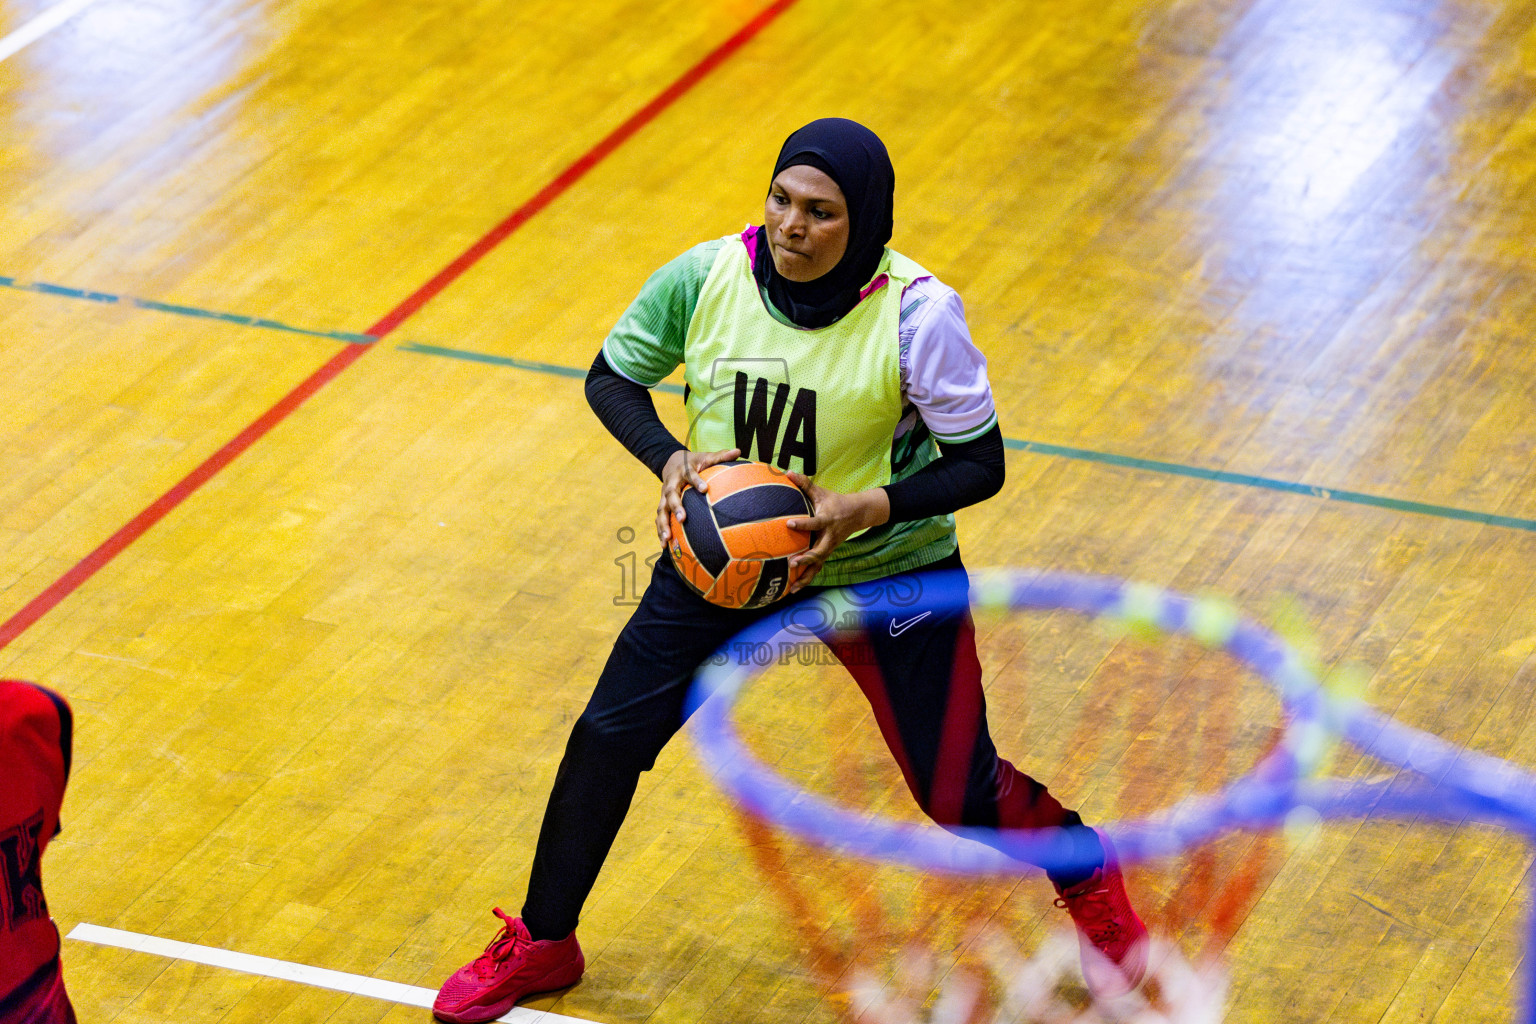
xmin=683 ymin=232 xmax=956 ymax=586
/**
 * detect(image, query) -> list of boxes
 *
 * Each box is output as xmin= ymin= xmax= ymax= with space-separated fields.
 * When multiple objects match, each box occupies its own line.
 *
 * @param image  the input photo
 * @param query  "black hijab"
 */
xmin=753 ymin=118 xmax=895 ymax=329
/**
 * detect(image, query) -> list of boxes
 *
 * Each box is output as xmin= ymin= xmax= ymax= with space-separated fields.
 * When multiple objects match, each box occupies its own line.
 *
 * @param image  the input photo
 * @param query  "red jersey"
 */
xmin=0 ymin=680 xmax=75 ymax=1024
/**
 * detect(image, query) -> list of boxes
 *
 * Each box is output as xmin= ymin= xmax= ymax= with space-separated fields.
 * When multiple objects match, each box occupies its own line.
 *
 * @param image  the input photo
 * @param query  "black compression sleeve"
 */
xmin=585 ymin=352 xmax=687 ymax=478
xmin=882 ymin=423 xmax=1006 ymax=524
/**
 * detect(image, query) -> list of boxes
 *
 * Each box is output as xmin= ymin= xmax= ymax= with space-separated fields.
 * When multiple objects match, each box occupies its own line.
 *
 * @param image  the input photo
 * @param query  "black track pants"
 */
xmin=519 ymin=550 xmax=1098 ymax=940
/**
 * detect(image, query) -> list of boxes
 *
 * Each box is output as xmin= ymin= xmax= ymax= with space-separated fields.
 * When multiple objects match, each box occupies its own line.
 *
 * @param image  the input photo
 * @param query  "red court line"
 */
xmin=0 ymin=0 xmax=800 ymax=652
xmin=0 ymin=345 xmax=368 ymax=649
xmin=369 ymin=0 xmax=800 ymax=338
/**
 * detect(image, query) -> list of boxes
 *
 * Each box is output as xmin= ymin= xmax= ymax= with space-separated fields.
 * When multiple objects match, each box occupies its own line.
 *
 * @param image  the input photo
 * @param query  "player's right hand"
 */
xmin=657 ymin=447 xmax=742 ymax=547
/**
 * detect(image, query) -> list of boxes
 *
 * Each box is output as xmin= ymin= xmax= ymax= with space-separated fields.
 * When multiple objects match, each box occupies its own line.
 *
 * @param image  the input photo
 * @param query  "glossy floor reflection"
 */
xmin=1 ymin=0 xmax=1533 ymax=1021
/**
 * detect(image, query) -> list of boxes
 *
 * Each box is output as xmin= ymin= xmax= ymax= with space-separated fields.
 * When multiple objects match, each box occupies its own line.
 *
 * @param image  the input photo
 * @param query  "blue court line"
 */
xmin=398 ymin=341 xmax=1536 ymax=534
xmin=0 ymin=275 xmax=377 ymax=345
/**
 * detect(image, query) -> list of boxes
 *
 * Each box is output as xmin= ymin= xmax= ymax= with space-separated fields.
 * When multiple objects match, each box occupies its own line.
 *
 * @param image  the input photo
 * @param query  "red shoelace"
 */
xmin=470 ymin=908 xmax=532 ymax=980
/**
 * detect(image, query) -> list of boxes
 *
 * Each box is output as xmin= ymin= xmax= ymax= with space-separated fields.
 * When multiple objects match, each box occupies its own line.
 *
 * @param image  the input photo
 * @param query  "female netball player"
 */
xmin=434 ymin=118 xmax=1147 ymax=1023
xmin=0 ymin=680 xmax=77 ymax=1024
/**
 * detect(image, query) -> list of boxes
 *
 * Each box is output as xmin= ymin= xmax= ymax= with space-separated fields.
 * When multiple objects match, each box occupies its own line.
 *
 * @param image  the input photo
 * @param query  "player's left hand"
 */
xmin=784 ymin=472 xmax=890 ymax=592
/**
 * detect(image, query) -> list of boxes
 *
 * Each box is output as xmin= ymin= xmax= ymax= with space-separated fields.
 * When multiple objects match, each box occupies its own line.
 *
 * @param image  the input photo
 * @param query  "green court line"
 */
xmin=398 ymin=342 xmax=687 ymax=394
xmin=1000 ymin=438 xmax=1536 ymax=532
xmin=3 ymin=271 xmax=1522 ymax=535
xmin=0 ymin=275 xmax=377 ymax=345
xmin=398 ymin=341 xmax=1536 ymax=534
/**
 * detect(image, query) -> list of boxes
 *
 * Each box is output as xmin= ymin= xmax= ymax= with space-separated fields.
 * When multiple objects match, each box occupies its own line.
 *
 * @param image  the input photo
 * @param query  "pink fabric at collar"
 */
xmin=741 ymin=226 xmax=889 ymax=301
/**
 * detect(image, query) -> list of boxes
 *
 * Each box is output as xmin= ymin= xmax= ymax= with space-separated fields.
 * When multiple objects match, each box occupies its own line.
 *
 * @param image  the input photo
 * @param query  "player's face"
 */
xmin=765 ymin=165 xmax=850 ymax=282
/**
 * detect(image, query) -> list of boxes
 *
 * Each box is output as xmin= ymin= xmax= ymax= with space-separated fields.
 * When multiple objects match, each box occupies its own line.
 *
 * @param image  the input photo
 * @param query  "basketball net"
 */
xmin=848 ymin=931 xmax=1227 ymax=1024
xmin=724 ymin=593 xmax=1302 ymax=1023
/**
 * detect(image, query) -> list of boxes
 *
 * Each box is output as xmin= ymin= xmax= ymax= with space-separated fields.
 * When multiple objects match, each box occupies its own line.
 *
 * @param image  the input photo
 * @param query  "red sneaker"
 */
xmin=433 ymin=909 xmax=584 ymax=1023
xmin=1053 ymin=833 xmax=1149 ymax=999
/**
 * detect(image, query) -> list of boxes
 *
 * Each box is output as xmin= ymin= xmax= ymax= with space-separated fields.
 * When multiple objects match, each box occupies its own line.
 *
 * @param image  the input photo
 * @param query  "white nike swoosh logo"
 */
xmin=888 ymin=611 xmax=932 ymax=636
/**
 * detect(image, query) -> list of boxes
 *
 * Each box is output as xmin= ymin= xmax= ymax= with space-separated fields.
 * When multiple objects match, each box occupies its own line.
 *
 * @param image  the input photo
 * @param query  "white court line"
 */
xmin=0 ymin=0 xmax=103 ymax=64
xmin=66 ymin=923 xmax=597 ymax=1024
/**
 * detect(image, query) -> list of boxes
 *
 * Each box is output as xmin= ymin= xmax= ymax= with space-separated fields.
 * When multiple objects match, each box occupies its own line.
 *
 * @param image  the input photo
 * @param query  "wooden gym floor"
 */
xmin=2 ymin=0 xmax=1534 ymax=1020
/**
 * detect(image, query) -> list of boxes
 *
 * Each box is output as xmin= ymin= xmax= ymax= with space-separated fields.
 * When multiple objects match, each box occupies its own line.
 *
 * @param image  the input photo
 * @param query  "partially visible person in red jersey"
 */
xmin=1 ymin=680 xmax=77 ymax=1024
